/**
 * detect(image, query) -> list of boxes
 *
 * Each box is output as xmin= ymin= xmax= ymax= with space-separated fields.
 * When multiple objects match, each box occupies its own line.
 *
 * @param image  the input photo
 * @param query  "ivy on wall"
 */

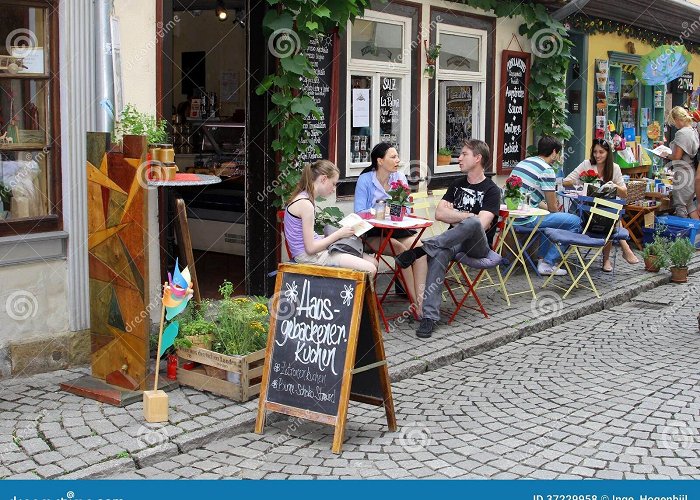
xmin=258 ymin=0 xmax=573 ymax=203
xmin=567 ymin=15 xmax=700 ymax=55
xmin=256 ymin=0 xmax=370 ymax=207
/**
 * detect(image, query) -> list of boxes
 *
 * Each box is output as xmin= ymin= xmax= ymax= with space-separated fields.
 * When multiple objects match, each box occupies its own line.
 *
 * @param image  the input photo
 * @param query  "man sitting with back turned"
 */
xmin=511 ymin=135 xmax=581 ymax=276
xmin=394 ymin=139 xmax=501 ymax=339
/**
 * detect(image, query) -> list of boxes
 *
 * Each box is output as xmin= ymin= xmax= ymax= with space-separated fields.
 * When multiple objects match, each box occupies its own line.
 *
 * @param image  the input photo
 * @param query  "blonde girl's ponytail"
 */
xmin=286 ymin=160 xmax=340 ymax=206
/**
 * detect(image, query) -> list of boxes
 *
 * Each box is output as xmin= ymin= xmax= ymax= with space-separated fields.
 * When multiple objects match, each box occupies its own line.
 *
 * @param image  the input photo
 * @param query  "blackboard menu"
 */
xmin=497 ymin=51 xmax=530 ymax=172
xmin=299 ymin=33 xmax=335 ymax=163
xmin=379 ymin=77 xmax=401 ymax=146
xmin=444 ymin=84 xmax=473 ymax=155
xmin=265 ymin=272 xmax=356 ymax=416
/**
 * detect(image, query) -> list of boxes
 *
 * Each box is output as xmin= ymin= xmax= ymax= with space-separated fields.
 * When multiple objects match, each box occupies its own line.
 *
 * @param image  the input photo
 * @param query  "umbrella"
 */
xmin=635 ymin=45 xmax=691 ymax=85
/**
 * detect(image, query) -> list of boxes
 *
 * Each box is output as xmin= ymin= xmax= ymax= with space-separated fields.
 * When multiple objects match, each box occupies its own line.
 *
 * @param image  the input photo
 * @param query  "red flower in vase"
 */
xmin=580 ymin=169 xmax=601 ymax=184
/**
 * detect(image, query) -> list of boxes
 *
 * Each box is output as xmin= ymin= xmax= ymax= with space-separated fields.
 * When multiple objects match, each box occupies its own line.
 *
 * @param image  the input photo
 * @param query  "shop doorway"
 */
xmin=159 ymin=0 xmax=248 ymax=298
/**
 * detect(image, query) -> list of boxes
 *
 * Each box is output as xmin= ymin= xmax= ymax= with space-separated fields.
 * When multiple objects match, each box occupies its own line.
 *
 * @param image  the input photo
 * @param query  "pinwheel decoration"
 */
xmin=635 ymin=45 xmax=691 ymax=86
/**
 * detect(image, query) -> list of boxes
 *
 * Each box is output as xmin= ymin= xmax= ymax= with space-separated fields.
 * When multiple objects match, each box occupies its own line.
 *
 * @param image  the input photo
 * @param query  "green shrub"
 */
xmin=668 ymin=237 xmax=695 ymax=268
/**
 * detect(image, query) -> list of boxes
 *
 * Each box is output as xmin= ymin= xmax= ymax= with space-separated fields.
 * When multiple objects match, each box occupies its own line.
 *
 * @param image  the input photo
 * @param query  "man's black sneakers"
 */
xmin=416 ymin=318 xmax=436 ymax=338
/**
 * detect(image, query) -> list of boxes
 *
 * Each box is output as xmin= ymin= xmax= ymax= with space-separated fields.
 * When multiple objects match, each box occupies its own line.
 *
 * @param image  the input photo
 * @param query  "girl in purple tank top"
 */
xmin=284 ymin=160 xmax=377 ymax=274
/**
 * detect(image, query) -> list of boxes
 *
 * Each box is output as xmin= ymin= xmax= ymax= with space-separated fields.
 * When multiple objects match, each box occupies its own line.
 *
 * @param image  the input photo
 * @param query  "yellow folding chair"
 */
xmin=541 ymin=197 xmax=623 ymax=298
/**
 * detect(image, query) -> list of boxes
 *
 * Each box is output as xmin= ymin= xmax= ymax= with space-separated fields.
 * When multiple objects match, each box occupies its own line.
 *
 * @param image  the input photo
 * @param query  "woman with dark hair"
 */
xmin=563 ymin=138 xmax=638 ymax=271
xmin=354 ymin=143 xmax=427 ymax=316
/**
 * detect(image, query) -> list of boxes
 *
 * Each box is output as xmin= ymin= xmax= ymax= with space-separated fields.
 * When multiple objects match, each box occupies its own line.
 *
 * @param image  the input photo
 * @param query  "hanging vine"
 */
xmin=256 ymin=0 xmax=370 ymax=207
xmin=259 ymin=0 xmax=573 ymax=204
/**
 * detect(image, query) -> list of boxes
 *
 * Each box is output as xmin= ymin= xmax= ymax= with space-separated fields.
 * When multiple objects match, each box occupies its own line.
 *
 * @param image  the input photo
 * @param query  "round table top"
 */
xmin=500 ymin=205 xmax=550 ymax=217
xmin=368 ymin=216 xmax=433 ymax=230
xmin=147 ymin=173 xmax=222 ymax=187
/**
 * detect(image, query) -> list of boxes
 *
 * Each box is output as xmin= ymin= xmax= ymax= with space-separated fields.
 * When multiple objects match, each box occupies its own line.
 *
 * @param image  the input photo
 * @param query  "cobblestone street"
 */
xmin=108 ymin=280 xmax=700 ymax=479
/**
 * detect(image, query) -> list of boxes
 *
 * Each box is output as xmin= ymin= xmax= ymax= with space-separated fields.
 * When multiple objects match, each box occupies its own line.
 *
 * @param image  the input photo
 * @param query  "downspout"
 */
xmin=95 ymin=0 xmax=115 ymax=132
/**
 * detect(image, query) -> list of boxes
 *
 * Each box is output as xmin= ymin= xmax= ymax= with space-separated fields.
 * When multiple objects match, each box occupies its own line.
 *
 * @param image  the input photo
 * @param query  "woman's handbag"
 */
xmin=324 ymin=225 xmax=364 ymax=257
xmin=582 ymin=183 xmax=618 ymax=236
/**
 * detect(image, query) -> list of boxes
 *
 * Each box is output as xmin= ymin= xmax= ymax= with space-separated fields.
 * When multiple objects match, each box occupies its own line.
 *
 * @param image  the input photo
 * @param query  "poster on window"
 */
xmin=352 ymin=89 xmax=370 ymax=128
xmin=497 ymin=51 xmax=530 ymax=174
xmin=444 ymin=85 xmax=473 ymax=156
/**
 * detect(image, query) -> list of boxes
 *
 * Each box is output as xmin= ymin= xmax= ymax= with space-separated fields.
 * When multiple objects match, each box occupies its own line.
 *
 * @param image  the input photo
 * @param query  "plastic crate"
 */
xmin=642 ymin=226 xmax=691 ymax=245
xmin=656 ymin=215 xmax=700 ymax=248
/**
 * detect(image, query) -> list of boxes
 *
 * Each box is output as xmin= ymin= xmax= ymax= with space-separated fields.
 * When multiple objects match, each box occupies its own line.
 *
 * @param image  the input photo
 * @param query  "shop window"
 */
xmin=0 ymin=1 xmax=60 ymax=234
xmin=434 ymin=25 xmax=487 ymax=172
xmin=347 ymin=11 xmax=411 ymax=174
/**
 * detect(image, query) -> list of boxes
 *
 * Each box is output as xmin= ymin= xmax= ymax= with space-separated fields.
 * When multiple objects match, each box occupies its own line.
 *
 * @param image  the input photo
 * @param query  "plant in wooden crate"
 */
xmin=437 ymin=147 xmax=452 ymax=166
xmin=667 ymin=237 xmax=695 ymax=283
xmin=176 ymin=280 xmax=268 ymax=401
xmin=179 ymin=299 xmax=216 ymax=350
xmin=642 ymin=232 xmax=670 ymax=272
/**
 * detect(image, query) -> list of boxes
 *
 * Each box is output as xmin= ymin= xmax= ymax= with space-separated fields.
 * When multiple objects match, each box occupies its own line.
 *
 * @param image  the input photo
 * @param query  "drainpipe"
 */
xmin=95 ymin=0 xmax=115 ymax=132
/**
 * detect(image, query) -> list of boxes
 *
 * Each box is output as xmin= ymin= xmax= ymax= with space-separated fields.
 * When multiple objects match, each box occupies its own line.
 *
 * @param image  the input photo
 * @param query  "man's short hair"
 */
xmin=537 ymin=136 xmax=563 ymax=157
xmin=462 ymin=139 xmax=490 ymax=168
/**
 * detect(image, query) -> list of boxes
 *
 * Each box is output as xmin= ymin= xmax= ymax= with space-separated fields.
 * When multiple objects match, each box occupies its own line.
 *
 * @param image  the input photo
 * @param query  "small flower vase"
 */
xmin=504 ymin=197 xmax=520 ymax=211
xmin=389 ymin=203 xmax=406 ymax=221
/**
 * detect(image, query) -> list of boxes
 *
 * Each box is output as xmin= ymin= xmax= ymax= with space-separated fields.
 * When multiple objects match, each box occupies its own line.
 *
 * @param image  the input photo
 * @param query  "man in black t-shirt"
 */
xmin=395 ymin=139 xmax=501 ymax=338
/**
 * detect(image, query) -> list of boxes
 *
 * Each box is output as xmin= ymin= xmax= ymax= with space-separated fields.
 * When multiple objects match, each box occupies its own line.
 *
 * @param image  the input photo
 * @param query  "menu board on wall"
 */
xmin=497 ymin=51 xmax=530 ymax=173
xmin=379 ymin=77 xmax=400 ymax=146
xmin=299 ymin=33 xmax=336 ymax=163
xmin=444 ymin=85 xmax=473 ymax=155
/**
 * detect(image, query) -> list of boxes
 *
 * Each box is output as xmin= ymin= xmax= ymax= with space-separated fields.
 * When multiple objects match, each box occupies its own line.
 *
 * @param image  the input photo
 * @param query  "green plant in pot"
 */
xmin=641 ymin=233 xmax=670 ymax=272
xmin=179 ymin=299 xmax=216 ymax=350
xmin=437 ymin=147 xmax=452 ymax=166
xmin=503 ymin=175 xmax=523 ymax=211
xmin=667 ymin=237 xmax=695 ymax=283
xmin=114 ymin=103 xmax=168 ymax=146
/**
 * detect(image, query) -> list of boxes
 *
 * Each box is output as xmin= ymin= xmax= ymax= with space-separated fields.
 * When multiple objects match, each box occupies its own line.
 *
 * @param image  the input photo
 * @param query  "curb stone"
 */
xmin=60 ymin=457 xmax=134 ymax=479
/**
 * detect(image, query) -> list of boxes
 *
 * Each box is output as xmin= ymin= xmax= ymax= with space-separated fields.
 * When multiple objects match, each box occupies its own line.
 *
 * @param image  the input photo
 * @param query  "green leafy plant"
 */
xmin=114 ymin=103 xmax=168 ymax=145
xmin=212 ymin=281 xmax=269 ymax=356
xmin=314 ymin=206 xmax=344 ymax=234
xmin=426 ymin=43 xmax=441 ymax=61
xmin=437 ymin=147 xmax=452 ymax=156
xmin=642 ymin=233 xmax=670 ymax=269
xmin=387 ymin=180 xmax=413 ymax=207
xmin=257 ymin=0 xmax=371 ymax=207
xmin=668 ymin=237 xmax=695 ymax=268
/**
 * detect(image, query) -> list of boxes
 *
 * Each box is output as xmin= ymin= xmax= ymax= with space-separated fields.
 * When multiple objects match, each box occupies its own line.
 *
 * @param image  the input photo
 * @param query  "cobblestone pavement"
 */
xmin=0 ymin=255 xmax=698 ymax=478
xmin=112 ymin=280 xmax=700 ymax=479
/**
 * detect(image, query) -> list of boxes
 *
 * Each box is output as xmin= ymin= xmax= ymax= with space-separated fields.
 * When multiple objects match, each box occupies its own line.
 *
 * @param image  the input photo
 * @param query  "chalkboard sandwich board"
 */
xmin=255 ymin=263 xmax=396 ymax=453
xmin=497 ymin=50 xmax=530 ymax=174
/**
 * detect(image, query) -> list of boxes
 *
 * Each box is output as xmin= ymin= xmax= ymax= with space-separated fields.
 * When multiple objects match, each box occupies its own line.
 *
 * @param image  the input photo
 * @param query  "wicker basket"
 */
xmin=626 ymin=180 xmax=647 ymax=205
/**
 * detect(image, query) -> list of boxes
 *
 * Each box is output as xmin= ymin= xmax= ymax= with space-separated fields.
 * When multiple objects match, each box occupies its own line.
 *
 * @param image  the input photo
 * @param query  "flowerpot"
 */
xmin=644 ymin=255 xmax=660 ymax=272
xmin=505 ymin=197 xmax=521 ymax=211
xmin=186 ymin=334 xmax=213 ymax=350
xmin=671 ymin=266 xmax=688 ymax=283
xmin=436 ymin=154 xmax=452 ymax=166
xmin=389 ymin=203 xmax=406 ymax=222
xmin=585 ymin=183 xmax=601 ymax=196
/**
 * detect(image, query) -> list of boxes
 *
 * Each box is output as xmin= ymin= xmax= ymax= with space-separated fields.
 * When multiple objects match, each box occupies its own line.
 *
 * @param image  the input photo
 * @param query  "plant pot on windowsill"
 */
xmin=437 ymin=154 xmax=452 ymax=166
xmin=389 ymin=203 xmax=406 ymax=222
xmin=670 ymin=266 xmax=689 ymax=283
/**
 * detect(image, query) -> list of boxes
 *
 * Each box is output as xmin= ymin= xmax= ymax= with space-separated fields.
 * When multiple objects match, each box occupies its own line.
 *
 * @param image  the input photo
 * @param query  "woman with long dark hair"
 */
xmin=563 ymin=139 xmax=638 ymax=271
xmin=354 ymin=143 xmax=427 ymax=316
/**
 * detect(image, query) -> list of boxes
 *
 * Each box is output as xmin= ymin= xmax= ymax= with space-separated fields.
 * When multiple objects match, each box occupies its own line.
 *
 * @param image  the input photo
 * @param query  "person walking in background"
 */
xmin=563 ymin=138 xmax=639 ymax=271
xmin=355 ymin=142 xmax=427 ymax=316
xmin=511 ymin=136 xmax=582 ymax=276
xmin=662 ymin=106 xmax=700 ymax=219
xmin=394 ymin=140 xmax=501 ymax=339
xmin=285 ymin=160 xmax=377 ymax=273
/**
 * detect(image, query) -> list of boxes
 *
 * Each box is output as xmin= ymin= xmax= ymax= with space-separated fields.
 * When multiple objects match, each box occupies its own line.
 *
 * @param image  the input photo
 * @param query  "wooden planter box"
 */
xmin=176 ymin=346 xmax=265 ymax=402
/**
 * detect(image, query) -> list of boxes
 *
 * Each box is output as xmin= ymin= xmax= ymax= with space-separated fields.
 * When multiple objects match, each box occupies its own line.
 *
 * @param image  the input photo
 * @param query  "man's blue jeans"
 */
xmin=522 ymin=212 xmax=581 ymax=265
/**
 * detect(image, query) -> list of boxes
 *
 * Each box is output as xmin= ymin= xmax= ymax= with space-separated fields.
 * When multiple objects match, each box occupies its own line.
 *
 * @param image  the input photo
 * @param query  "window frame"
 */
xmin=0 ymin=0 xmax=62 ymax=236
xmin=345 ymin=10 xmax=412 ymax=177
xmin=433 ymin=24 xmax=487 ymax=174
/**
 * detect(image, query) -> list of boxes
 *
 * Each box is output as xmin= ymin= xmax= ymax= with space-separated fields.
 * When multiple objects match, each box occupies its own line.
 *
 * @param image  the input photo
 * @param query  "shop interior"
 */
xmin=163 ymin=0 xmax=248 ymax=298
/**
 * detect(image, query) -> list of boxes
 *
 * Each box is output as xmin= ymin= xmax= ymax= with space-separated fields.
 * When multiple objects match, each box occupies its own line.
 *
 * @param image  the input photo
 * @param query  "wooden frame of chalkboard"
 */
xmin=255 ymin=264 xmax=396 ymax=453
xmin=496 ymin=50 xmax=530 ymax=175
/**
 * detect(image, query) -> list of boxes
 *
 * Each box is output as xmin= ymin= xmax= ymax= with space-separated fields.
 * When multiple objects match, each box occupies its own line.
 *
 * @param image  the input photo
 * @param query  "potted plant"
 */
xmin=424 ymin=42 xmax=441 ymax=78
xmin=642 ymin=234 xmax=670 ymax=272
xmin=667 ymin=237 xmax=695 ymax=282
xmin=503 ymin=175 xmax=523 ymax=211
xmin=437 ymin=147 xmax=453 ymax=166
xmin=579 ymin=168 xmax=601 ymax=196
xmin=114 ymin=103 xmax=168 ymax=157
xmin=179 ymin=300 xmax=216 ymax=350
xmin=387 ymin=180 xmax=412 ymax=221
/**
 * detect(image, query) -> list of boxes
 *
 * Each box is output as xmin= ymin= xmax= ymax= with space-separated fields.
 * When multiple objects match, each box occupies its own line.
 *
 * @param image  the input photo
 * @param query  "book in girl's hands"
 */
xmin=339 ymin=213 xmax=373 ymax=237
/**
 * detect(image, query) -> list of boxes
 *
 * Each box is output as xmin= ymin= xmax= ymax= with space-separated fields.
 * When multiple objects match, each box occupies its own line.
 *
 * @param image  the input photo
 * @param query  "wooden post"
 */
xmin=143 ymin=282 xmax=169 ymax=423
